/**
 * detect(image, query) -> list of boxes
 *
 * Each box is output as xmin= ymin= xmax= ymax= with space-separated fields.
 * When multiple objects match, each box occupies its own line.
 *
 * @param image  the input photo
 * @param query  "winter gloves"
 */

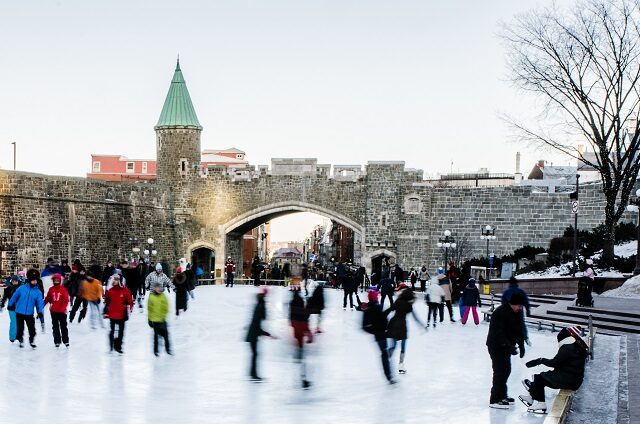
xmin=510 ymin=344 xmax=526 ymax=358
xmin=526 ymin=358 xmax=543 ymax=368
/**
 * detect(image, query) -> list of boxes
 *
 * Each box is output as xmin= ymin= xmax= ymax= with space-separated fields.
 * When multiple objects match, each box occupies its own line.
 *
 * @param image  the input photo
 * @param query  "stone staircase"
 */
xmin=481 ymin=293 xmax=640 ymax=335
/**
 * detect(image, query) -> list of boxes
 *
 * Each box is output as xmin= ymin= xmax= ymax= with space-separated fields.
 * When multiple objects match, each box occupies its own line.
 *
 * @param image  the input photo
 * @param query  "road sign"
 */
xmin=571 ymin=200 xmax=579 ymax=214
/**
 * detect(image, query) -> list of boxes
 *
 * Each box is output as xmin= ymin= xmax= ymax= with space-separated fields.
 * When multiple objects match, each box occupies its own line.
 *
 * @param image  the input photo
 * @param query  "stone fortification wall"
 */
xmin=0 ymin=170 xmax=174 ymax=273
xmin=424 ymin=182 xmax=615 ymax=271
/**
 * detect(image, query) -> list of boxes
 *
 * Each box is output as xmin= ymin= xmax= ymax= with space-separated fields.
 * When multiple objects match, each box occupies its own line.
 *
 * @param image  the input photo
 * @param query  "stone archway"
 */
xmin=186 ymin=240 xmax=216 ymax=280
xmin=218 ymin=201 xmax=366 ymax=276
xmin=362 ymin=248 xmax=397 ymax=277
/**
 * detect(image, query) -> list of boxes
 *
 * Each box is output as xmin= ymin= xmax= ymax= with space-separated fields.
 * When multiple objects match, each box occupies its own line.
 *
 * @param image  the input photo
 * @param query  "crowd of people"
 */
xmin=0 ymin=257 xmax=196 ymax=356
xmin=244 ymin=258 xmax=588 ymax=414
xmin=1 ymin=255 xmax=588 ymax=414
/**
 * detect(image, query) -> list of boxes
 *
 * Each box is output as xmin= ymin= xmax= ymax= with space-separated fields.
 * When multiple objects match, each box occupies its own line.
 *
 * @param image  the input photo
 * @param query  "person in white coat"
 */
xmin=437 ymin=269 xmax=456 ymax=322
xmin=425 ymin=278 xmax=445 ymax=327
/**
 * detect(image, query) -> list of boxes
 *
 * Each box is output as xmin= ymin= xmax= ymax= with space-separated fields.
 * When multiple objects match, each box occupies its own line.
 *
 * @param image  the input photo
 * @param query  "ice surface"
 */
xmin=0 ymin=285 xmax=562 ymax=424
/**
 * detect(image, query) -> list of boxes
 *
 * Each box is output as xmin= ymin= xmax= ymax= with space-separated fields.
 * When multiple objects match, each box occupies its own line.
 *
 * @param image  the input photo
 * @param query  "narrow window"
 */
xmin=142 ymin=162 xmax=148 ymax=174
xmin=126 ymin=162 xmax=135 ymax=173
xmin=92 ymin=161 xmax=101 ymax=173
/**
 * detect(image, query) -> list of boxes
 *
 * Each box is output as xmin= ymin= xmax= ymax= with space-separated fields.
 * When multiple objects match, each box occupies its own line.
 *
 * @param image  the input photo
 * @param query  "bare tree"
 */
xmin=502 ymin=0 xmax=640 ymax=262
xmin=451 ymin=236 xmax=473 ymax=266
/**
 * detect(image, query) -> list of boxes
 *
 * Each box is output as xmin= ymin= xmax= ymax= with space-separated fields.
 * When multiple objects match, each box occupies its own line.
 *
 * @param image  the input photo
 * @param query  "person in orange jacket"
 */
xmin=104 ymin=274 xmax=133 ymax=354
xmin=81 ymin=273 xmax=104 ymax=329
xmin=44 ymin=273 xmax=70 ymax=347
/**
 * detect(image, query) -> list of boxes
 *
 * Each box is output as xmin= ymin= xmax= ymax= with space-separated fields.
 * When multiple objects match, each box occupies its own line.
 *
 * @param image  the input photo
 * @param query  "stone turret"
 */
xmin=155 ymin=59 xmax=202 ymax=192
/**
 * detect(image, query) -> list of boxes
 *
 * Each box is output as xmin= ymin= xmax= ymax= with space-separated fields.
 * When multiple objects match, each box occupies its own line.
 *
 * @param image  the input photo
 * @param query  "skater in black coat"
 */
xmin=362 ymin=290 xmax=394 ymax=384
xmin=342 ymin=274 xmax=357 ymax=310
xmin=386 ymin=286 xmax=424 ymax=374
xmin=306 ymin=284 xmax=325 ymax=333
xmin=173 ymin=272 xmax=188 ymax=316
xmin=520 ymin=326 xmax=587 ymax=413
xmin=486 ymin=292 xmax=526 ymax=409
xmin=245 ymin=288 xmax=274 ymax=380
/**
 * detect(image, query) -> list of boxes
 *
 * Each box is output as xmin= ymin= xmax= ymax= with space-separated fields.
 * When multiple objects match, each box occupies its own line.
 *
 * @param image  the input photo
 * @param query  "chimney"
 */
xmin=514 ymin=152 xmax=523 ymax=184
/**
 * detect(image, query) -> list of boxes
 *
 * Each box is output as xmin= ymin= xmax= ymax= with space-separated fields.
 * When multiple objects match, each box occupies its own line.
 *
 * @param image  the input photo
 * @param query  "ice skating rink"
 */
xmin=0 ymin=285 xmax=560 ymax=424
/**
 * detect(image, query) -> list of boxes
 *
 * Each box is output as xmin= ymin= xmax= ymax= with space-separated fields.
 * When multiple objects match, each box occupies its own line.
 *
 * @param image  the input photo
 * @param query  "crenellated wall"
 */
xmin=0 ymin=161 xmax=629 ymax=278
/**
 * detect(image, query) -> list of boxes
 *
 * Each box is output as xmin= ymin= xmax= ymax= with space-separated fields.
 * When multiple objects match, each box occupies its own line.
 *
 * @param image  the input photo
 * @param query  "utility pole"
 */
xmin=11 ymin=142 xmax=16 ymax=170
xmin=570 ymin=174 xmax=580 ymax=277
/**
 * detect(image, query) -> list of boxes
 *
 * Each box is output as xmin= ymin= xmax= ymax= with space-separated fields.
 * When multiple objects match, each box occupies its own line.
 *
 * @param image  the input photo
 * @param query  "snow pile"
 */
xmin=601 ymin=274 xmax=640 ymax=298
xmin=592 ymin=240 xmax=638 ymax=260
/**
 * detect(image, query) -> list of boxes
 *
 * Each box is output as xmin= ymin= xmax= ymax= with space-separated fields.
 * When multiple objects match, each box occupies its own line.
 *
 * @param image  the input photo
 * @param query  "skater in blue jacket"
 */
xmin=8 ymin=269 xmax=45 ymax=348
xmin=1 ymin=275 xmax=22 ymax=342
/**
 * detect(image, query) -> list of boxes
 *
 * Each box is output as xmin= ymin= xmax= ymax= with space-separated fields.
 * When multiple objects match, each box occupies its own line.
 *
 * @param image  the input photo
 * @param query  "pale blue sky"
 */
xmin=0 ymin=0 xmax=569 ymax=241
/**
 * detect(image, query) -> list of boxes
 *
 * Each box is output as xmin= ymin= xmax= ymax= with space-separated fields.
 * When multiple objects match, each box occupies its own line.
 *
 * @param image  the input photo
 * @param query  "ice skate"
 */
xmin=19 ymin=342 xmax=24 ymax=348
xmin=522 ymin=379 xmax=532 ymax=391
xmin=450 ymin=317 xmax=456 ymax=322
xmin=525 ymin=338 xmax=532 ymax=346
xmin=55 ymin=343 xmax=60 ymax=348
xmin=64 ymin=343 xmax=69 ymax=348
xmin=250 ymin=376 xmax=263 ymax=382
xmin=302 ymin=380 xmax=312 ymax=389
xmin=505 ymin=397 xmax=515 ymax=404
xmin=518 ymin=395 xmax=533 ymax=407
xmin=30 ymin=342 xmax=37 ymax=349
xmin=527 ymin=401 xmax=547 ymax=414
xmin=398 ymin=353 xmax=406 ymax=374
xmin=489 ymin=400 xmax=510 ymax=409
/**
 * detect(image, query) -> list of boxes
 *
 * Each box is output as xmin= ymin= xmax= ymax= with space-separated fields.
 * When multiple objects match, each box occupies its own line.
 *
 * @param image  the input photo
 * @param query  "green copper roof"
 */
xmin=155 ymin=59 xmax=202 ymax=130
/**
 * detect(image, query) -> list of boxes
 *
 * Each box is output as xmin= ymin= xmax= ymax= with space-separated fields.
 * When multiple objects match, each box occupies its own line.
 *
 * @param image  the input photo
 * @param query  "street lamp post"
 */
xmin=128 ymin=237 xmax=138 ymax=262
xmin=480 ymin=225 xmax=496 ymax=260
xmin=626 ymin=189 xmax=640 ymax=275
xmin=143 ymin=238 xmax=157 ymax=267
xmin=437 ymin=230 xmax=457 ymax=274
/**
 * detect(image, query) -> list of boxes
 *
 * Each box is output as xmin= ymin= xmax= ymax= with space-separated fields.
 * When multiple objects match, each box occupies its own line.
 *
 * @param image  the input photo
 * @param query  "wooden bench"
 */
xmin=543 ymin=389 xmax=574 ymax=424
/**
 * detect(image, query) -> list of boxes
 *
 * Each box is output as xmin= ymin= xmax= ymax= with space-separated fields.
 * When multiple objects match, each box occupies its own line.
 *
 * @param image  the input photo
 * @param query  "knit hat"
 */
xmin=155 ymin=263 xmax=163 ymax=272
xmin=261 ymin=286 xmax=269 ymax=296
xmin=437 ymin=267 xmax=445 ymax=275
xmin=468 ymin=277 xmax=476 ymax=285
xmin=52 ymin=273 xmax=63 ymax=282
xmin=367 ymin=290 xmax=379 ymax=303
xmin=508 ymin=292 xmax=524 ymax=305
xmin=26 ymin=268 xmax=40 ymax=281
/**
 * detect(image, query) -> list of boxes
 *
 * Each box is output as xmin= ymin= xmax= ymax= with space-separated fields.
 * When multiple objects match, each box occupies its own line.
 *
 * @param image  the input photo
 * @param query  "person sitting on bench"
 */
xmin=519 ymin=326 xmax=588 ymax=414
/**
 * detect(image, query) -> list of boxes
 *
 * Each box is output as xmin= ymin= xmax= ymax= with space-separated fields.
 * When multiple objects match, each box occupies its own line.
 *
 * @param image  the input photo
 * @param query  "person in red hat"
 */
xmin=44 ymin=273 xmax=70 ymax=347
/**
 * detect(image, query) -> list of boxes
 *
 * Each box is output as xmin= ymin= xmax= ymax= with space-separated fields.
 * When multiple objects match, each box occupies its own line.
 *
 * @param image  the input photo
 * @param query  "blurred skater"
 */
xmin=307 ymin=283 xmax=325 ymax=333
xmin=245 ymin=287 xmax=275 ymax=381
xmin=173 ymin=271 xmax=188 ymax=316
xmin=290 ymin=287 xmax=313 ymax=388
xmin=386 ymin=285 xmax=424 ymax=374
xmin=361 ymin=289 xmax=394 ymax=384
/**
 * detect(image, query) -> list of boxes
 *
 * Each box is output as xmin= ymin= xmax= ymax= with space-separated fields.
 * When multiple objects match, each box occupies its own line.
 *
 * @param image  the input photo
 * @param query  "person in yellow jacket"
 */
xmin=81 ymin=273 xmax=104 ymax=329
xmin=148 ymin=281 xmax=171 ymax=356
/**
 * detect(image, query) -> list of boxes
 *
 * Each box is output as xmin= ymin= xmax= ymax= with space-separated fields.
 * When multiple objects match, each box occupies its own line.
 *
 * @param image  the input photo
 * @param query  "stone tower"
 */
xmin=155 ymin=59 xmax=202 ymax=209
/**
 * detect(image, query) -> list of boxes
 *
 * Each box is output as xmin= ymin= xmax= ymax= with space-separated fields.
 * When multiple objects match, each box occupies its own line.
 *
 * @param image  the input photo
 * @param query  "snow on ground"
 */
xmin=0 ymin=285 xmax=563 ymax=424
xmin=516 ymin=242 xmax=638 ymax=279
xmin=600 ymin=274 xmax=640 ymax=298
xmin=592 ymin=240 xmax=637 ymax=260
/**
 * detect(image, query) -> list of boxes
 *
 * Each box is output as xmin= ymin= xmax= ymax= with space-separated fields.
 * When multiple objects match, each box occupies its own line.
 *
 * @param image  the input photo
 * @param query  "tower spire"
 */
xmin=155 ymin=59 xmax=201 ymax=130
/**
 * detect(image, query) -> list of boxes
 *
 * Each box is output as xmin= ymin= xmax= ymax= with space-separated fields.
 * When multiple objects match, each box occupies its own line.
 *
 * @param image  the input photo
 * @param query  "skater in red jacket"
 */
xmin=104 ymin=275 xmax=133 ymax=354
xmin=44 ymin=273 xmax=70 ymax=347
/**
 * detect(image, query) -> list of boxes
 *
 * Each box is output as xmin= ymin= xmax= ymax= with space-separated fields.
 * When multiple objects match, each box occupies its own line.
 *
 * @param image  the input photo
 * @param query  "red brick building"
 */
xmin=88 ymin=148 xmax=248 ymax=182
